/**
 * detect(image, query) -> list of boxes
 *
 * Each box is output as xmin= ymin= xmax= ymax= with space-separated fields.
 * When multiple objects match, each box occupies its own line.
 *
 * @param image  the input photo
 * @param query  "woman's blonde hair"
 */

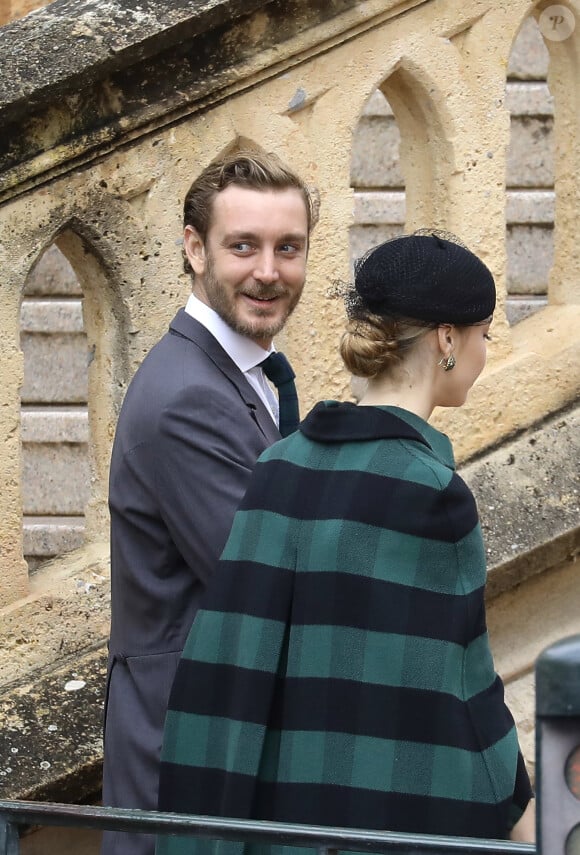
xmin=340 ymin=312 xmax=435 ymax=379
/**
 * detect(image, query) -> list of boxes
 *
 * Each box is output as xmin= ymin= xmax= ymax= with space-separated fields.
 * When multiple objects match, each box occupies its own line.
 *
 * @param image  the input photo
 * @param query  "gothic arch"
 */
xmin=17 ymin=190 xmax=153 ymax=547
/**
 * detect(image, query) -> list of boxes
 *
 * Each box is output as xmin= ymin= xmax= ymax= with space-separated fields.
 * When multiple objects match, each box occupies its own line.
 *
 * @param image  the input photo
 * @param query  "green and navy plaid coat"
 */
xmin=157 ymin=402 xmax=532 ymax=854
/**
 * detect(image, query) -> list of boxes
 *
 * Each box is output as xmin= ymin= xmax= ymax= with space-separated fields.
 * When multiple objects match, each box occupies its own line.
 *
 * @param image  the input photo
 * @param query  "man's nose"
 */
xmin=253 ymin=250 xmax=280 ymax=283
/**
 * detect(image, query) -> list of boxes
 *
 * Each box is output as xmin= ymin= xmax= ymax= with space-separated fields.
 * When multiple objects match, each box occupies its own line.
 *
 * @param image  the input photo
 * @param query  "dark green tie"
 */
xmin=260 ymin=352 xmax=300 ymax=437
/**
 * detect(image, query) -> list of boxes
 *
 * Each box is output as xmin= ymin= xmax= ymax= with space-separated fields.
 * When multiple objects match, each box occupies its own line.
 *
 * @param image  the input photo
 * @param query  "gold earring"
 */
xmin=438 ymin=353 xmax=456 ymax=371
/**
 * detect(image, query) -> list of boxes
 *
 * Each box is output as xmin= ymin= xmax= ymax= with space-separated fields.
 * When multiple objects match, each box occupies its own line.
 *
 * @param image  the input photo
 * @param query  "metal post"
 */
xmin=536 ymin=634 xmax=580 ymax=855
xmin=0 ymin=818 xmax=19 ymax=855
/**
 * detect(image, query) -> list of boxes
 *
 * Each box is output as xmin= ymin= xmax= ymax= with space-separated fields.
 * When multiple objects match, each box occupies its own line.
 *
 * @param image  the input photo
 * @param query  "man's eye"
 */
xmin=232 ymin=243 xmax=252 ymax=252
xmin=279 ymin=243 xmax=300 ymax=254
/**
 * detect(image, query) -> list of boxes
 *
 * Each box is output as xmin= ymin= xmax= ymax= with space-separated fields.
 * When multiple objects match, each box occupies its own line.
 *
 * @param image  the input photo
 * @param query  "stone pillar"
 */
xmin=0 ymin=263 xmax=29 ymax=605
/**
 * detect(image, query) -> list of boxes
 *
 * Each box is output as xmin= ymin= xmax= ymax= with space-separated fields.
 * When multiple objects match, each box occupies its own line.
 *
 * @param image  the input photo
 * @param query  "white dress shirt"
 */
xmin=184 ymin=293 xmax=279 ymax=425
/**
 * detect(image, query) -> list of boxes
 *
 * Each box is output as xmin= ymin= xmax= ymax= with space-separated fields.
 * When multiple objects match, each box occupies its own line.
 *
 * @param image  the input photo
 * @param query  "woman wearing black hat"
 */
xmin=157 ymin=232 xmax=535 ymax=854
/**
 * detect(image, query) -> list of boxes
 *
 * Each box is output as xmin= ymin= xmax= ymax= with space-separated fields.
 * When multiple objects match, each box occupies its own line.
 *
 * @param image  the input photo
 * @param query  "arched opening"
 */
xmin=20 ymin=244 xmax=89 ymax=572
xmin=350 ymin=88 xmax=405 ymax=264
xmin=505 ymin=14 xmax=554 ymax=324
xmin=350 ymin=58 xmax=459 ymax=269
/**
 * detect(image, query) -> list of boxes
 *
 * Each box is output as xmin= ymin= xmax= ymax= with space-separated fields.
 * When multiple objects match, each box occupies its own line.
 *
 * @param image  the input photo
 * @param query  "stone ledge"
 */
xmin=21 ymin=409 xmax=89 ymax=444
xmin=20 ymin=300 xmax=84 ymax=334
xmin=0 ymin=542 xmax=110 ymax=801
xmin=460 ymin=403 xmax=580 ymax=600
xmin=0 ymin=0 xmax=377 ymax=198
xmin=0 ymin=644 xmax=106 ymax=802
xmin=506 ymin=190 xmax=554 ymax=224
xmin=353 ymin=190 xmax=556 ymax=226
xmin=23 ymin=516 xmax=85 ymax=557
xmin=505 ymin=81 xmax=553 ymax=116
xmin=353 ymin=191 xmax=405 ymax=224
xmin=0 ymin=542 xmax=110 ymax=687
xmin=0 ymin=0 xmax=269 ymax=120
xmin=505 ymin=297 xmax=546 ymax=325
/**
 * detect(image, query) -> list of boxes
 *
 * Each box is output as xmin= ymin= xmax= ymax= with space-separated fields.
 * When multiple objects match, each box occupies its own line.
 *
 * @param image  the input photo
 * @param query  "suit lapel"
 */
xmin=169 ymin=309 xmax=281 ymax=443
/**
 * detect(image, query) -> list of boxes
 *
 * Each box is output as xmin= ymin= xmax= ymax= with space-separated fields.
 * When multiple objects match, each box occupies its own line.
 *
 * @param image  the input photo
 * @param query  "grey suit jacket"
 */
xmin=102 ymin=309 xmax=281 ymax=855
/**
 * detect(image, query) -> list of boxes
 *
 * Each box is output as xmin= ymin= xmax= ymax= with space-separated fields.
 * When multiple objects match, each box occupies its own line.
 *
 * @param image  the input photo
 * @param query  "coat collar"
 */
xmin=300 ymin=401 xmax=455 ymax=469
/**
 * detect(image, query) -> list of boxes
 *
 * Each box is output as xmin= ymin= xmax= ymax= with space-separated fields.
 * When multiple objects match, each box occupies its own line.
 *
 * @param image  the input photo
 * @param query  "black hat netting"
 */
xmin=351 ymin=230 xmax=496 ymax=325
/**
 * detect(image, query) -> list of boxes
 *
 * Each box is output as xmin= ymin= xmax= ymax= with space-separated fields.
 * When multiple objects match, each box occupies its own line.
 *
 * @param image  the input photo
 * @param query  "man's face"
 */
xmin=184 ymin=185 xmax=309 ymax=349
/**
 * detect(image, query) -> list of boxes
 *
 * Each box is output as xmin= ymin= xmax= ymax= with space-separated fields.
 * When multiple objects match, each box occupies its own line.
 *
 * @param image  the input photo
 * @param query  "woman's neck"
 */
xmin=357 ymin=375 xmax=435 ymax=422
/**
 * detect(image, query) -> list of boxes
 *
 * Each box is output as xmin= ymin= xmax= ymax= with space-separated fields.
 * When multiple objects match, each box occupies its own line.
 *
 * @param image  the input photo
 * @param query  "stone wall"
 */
xmin=0 ymin=0 xmax=44 ymax=25
xmin=14 ymin=6 xmax=563 ymax=570
xmin=21 ymin=246 xmax=88 ymax=570
xmin=0 ymin=0 xmax=578 ymax=823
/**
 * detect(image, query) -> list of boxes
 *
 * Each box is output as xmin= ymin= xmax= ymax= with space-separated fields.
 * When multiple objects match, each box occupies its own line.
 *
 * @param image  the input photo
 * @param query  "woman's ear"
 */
xmin=183 ymin=225 xmax=206 ymax=276
xmin=436 ymin=324 xmax=455 ymax=358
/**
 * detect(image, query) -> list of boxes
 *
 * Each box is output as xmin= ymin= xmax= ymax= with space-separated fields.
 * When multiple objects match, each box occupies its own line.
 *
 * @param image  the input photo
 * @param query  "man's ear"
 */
xmin=183 ymin=225 xmax=206 ymax=276
xmin=436 ymin=323 xmax=455 ymax=357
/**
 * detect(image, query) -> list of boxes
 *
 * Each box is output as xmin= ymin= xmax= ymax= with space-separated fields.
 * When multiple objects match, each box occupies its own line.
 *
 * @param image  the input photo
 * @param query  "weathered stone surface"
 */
xmin=0 ymin=543 xmax=108 ymax=801
xmin=24 ymin=245 xmax=82 ymax=297
xmin=20 ymin=299 xmax=84 ymax=334
xmin=0 ymin=646 xmax=106 ymax=802
xmin=349 ymin=224 xmax=404 ymax=264
xmin=23 ymin=517 xmax=85 ymax=568
xmin=461 ymin=404 xmax=580 ymax=599
xmin=505 ymin=81 xmax=553 ymax=116
xmin=507 ymin=14 xmax=549 ymax=80
xmin=505 ymin=296 xmax=547 ymax=325
xmin=361 ymin=88 xmax=394 ymax=118
xmin=488 ymin=555 xmax=580 ymax=780
xmin=506 ymin=116 xmax=554 ymax=188
xmin=0 ymin=0 xmax=369 ymax=198
xmin=506 ymin=224 xmax=553 ymax=295
xmin=0 ymin=0 xmax=45 ymax=26
xmin=0 ymin=542 xmax=109 ymax=688
xmin=21 ymin=444 xmax=90 ymax=514
xmin=352 ymin=191 xmax=405 ymax=226
xmin=21 ymin=408 xmax=89 ymax=444
xmin=20 ymin=333 xmax=89 ymax=403
xmin=0 ymin=551 xmax=107 ymax=797
xmin=506 ymin=190 xmax=554 ymax=224
xmin=351 ymin=116 xmax=404 ymax=188
xmin=0 ymin=0 xmax=270 ymax=117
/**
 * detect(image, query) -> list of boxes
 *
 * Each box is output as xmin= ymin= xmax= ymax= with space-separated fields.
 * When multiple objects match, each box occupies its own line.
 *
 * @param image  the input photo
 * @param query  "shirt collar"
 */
xmin=185 ymin=293 xmax=274 ymax=371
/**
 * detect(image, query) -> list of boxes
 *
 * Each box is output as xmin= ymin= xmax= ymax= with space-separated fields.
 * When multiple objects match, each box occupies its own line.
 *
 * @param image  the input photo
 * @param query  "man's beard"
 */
xmin=202 ymin=252 xmax=303 ymax=340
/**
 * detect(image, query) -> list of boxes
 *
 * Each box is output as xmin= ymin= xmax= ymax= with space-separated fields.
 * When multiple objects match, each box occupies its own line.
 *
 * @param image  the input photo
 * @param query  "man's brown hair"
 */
xmin=182 ymin=150 xmax=318 ymax=276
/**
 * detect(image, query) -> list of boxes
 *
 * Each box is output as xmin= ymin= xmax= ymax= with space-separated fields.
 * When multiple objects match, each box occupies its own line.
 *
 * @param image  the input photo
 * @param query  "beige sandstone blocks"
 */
xmin=19 ymin=16 xmax=559 ymax=565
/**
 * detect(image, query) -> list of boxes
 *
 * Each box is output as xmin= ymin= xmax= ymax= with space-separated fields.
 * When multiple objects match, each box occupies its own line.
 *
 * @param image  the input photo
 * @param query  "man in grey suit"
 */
xmin=101 ymin=150 xmax=318 ymax=855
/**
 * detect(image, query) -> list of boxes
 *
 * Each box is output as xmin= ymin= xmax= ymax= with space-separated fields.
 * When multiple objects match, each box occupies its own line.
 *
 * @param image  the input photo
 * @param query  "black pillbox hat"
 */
xmin=354 ymin=233 xmax=496 ymax=324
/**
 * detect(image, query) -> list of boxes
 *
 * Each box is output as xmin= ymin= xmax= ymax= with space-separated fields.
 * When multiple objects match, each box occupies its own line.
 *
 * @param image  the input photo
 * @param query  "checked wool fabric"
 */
xmin=157 ymin=402 xmax=532 ymax=855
